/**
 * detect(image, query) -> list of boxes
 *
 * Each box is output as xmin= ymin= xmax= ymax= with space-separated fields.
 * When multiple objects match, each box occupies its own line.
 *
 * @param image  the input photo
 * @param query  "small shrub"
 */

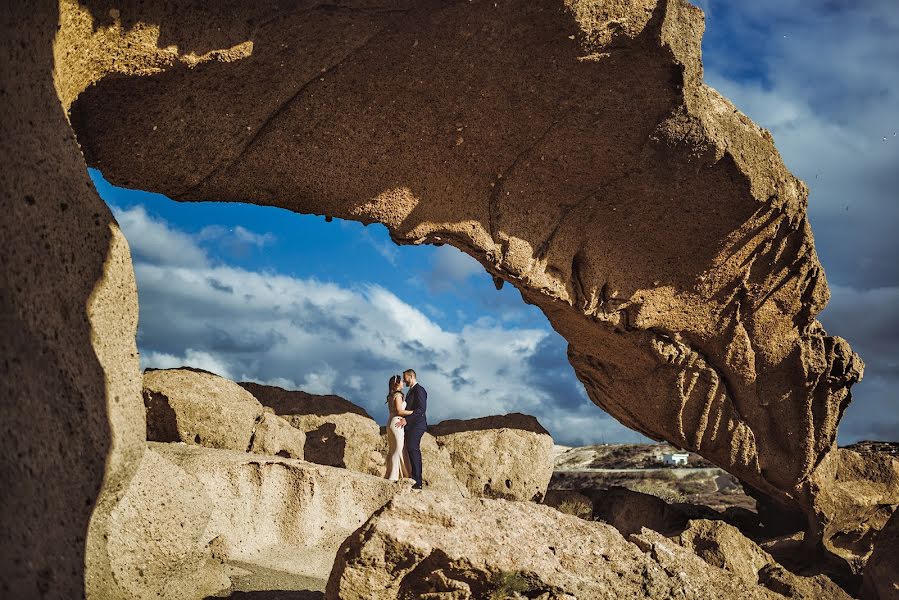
xmin=556 ymin=497 xmax=592 ymax=520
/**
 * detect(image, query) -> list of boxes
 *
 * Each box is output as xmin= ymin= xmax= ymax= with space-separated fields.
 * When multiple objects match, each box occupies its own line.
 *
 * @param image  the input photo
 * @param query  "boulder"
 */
xmin=807 ymin=448 xmax=899 ymax=573
xmin=144 ymin=368 xmax=263 ymax=451
xmin=428 ymin=413 xmax=554 ymax=502
xmin=241 ymin=382 xmax=383 ymax=475
xmin=861 ymin=510 xmax=899 ymax=600
xmin=676 ymin=520 xmax=851 ymax=600
xmin=327 ymin=491 xmax=780 ymax=600
xmin=104 ymin=445 xmax=231 ymax=600
xmin=103 ymin=442 xmax=409 ymax=599
xmin=249 ymin=408 xmax=306 ymax=460
xmin=589 ymin=485 xmax=721 ymax=537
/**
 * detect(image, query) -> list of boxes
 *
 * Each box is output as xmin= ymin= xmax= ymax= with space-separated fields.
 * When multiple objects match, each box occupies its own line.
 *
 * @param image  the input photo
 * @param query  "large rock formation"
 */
xmin=861 ymin=509 xmax=899 ymax=600
xmin=144 ymin=368 xmax=305 ymax=459
xmin=2 ymin=0 xmax=894 ymax=595
xmin=104 ymin=442 xmax=409 ymax=600
xmin=327 ymin=491 xmax=781 ymax=599
xmin=245 ymin=382 xmax=554 ymax=501
xmin=240 ymin=382 xmax=382 ymax=474
xmin=428 ymin=413 xmax=554 ymax=502
xmin=676 ymin=520 xmax=851 ymax=600
xmin=58 ymin=0 xmax=873 ymax=550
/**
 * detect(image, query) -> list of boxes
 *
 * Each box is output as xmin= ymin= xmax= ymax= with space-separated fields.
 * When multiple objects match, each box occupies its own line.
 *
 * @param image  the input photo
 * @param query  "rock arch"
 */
xmin=2 ymin=0 xmax=890 ymax=597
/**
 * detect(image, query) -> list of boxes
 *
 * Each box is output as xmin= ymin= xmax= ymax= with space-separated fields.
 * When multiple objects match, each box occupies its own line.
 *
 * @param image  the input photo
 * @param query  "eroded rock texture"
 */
xmin=105 ymin=442 xmax=409 ymax=599
xmin=1 ymin=0 xmax=892 ymax=595
xmin=59 ymin=0 xmax=870 ymax=546
xmin=144 ymin=368 xmax=306 ymax=458
xmin=241 ymin=382 xmax=384 ymax=474
xmin=327 ymin=491 xmax=781 ymax=599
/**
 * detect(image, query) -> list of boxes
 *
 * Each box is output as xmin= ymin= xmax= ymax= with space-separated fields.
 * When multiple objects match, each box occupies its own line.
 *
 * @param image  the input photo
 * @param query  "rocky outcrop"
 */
xmin=806 ymin=448 xmax=899 ymax=573
xmin=57 ymin=0 xmax=868 ymax=552
xmin=143 ymin=369 xmax=304 ymax=459
xmin=2 ymin=0 xmax=890 ymax=594
xmin=861 ymin=511 xmax=899 ymax=600
xmin=249 ymin=408 xmax=307 ymax=459
xmin=429 ymin=413 xmax=554 ymax=501
xmin=676 ymin=520 xmax=851 ymax=600
xmin=103 ymin=442 xmax=408 ymax=600
xmin=240 ymin=382 xmax=382 ymax=474
xmin=589 ymin=485 xmax=714 ymax=536
xmin=144 ymin=368 xmax=263 ymax=450
xmin=327 ymin=491 xmax=781 ymax=599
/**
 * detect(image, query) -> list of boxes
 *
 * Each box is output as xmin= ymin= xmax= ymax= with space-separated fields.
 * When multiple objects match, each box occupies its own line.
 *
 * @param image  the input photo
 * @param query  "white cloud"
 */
xmin=115 ymin=205 xmax=639 ymax=444
xmin=111 ymin=204 xmax=209 ymax=268
xmin=142 ymin=348 xmax=235 ymax=380
xmin=425 ymin=245 xmax=485 ymax=293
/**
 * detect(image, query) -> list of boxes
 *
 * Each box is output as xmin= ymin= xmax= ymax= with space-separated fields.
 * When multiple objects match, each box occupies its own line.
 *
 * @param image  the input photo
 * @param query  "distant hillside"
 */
xmin=554 ymin=443 xmax=714 ymax=470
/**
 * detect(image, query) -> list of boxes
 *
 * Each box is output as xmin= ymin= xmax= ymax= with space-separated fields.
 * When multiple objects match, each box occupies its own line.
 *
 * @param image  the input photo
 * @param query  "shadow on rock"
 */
xmin=206 ymin=591 xmax=323 ymax=600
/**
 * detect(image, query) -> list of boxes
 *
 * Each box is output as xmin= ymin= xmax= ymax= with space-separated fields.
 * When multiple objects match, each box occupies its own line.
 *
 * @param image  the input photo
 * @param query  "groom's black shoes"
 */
xmin=412 ymin=485 xmax=422 ymax=490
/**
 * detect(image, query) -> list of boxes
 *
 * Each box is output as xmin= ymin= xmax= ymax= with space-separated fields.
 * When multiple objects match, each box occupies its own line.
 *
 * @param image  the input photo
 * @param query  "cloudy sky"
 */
xmin=92 ymin=0 xmax=898 ymax=446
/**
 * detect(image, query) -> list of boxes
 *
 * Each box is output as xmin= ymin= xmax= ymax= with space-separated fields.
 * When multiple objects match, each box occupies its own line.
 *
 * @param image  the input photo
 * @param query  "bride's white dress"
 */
xmin=385 ymin=392 xmax=410 ymax=481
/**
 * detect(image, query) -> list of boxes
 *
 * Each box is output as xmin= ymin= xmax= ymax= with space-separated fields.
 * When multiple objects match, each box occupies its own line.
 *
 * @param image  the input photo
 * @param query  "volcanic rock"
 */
xmin=327 ymin=491 xmax=780 ymax=600
xmin=104 ymin=442 xmax=408 ymax=599
xmin=144 ymin=368 xmax=263 ymax=450
xmin=240 ymin=382 xmax=383 ymax=475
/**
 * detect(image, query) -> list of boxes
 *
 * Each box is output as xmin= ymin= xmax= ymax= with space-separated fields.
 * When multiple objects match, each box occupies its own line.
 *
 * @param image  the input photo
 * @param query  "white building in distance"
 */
xmin=659 ymin=452 xmax=689 ymax=466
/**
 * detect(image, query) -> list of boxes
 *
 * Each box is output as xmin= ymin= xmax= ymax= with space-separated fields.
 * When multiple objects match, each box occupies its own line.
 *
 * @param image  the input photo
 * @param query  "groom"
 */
xmin=398 ymin=368 xmax=427 ymax=489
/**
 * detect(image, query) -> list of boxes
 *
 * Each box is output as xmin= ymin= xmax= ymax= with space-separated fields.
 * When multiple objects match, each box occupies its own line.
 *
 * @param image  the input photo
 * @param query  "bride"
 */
xmin=384 ymin=374 xmax=412 ymax=481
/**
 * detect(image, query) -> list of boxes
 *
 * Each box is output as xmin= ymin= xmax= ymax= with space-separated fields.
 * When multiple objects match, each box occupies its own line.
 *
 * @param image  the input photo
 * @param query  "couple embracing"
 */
xmin=384 ymin=369 xmax=427 ymax=489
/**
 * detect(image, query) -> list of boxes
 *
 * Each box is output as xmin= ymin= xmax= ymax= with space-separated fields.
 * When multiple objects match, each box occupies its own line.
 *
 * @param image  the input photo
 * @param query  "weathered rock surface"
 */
xmin=104 ymin=442 xmax=408 ymax=600
xmin=807 ymin=448 xmax=899 ymax=573
xmin=241 ymin=382 xmax=382 ymax=474
xmin=861 ymin=510 xmax=899 ymax=600
xmin=105 ymin=444 xmax=232 ymax=600
xmin=58 ymin=0 xmax=868 ymax=552
xmin=676 ymin=519 xmax=851 ymax=600
xmin=3 ymin=0 xmax=891 ymax=595
xmin=143 ymin=368 xmax=305 ymax=459
xmin=249 ymin=408 xmax=307 ymax=459
xmin=1 ymin=6 xmax=146 ymax=597
xmin=327 ymin=491 xmax=780 ymax=600
xmin=590 ymin=485 xmax=706 ymax=536
xmin=144 ymin=368 xmax=263 ymax=450
xmin=429 ymin=413 xmax=554 ymax=501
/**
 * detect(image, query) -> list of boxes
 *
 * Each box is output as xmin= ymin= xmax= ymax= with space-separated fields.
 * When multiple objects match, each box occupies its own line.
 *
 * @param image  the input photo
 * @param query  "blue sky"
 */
xmin=93 ymin=0 xmax=898 ymax=446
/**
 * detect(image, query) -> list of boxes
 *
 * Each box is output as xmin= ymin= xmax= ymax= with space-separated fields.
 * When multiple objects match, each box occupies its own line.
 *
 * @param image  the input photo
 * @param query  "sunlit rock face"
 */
xmin=64 ymin=0 xmax=868 ymax=543
xmin=2 ymin=0 xmax=892 ymax=595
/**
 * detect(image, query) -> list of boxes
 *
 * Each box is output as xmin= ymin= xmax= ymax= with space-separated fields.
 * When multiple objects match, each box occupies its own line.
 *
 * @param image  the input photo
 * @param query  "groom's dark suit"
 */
xmin=404 ymin=382 xmax=428 ymax=489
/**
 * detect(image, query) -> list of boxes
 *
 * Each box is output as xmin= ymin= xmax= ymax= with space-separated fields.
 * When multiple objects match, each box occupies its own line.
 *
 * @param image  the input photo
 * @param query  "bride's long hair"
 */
xmin=386 ymin=374 xmax=403 ymax=404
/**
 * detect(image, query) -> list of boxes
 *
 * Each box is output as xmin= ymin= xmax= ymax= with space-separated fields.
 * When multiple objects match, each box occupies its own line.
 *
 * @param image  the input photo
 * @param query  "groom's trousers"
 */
xmin=405 ymin=426 xmax=426 ymax=488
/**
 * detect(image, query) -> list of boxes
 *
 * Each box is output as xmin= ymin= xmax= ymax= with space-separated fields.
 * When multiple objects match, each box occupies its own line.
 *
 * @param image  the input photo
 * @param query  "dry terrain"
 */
xmin=551 ymin=443 xmax=756 ymax=511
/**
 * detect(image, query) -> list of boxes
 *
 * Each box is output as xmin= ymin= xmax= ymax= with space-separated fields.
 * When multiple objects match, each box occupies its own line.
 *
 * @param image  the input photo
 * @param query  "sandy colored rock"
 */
xmin=249 ymin=408 xmax=306 ymax=459
xmin=105 ymin=445 xmax=231 ymax=600
xmin=56 ymin=0 xmax=866 ymax=550
xmin=1 ymin=6 xmax=146 ymax=598
xmin=591 ymin=485 xmax=695 ymax=536
xmin=2 ymin=0 xmax=890 ymax=594
xmin=861 ymin=510 xmax=899 ymax=600
xmin=677 ymin=519 xmax=851 ymax=600
xmin=144 ymin=368 xmax=263 ymax=451
xmin=105 ymin=442 xmax=409 ymax=599
xmin=429 ymin=413 xmax=554 ymax=502
xmin=328 ymin=491 xmax=780 ymax=600
xmin=241 ymin=382 xmax=382 ymax=474
xmin=807 ymin=448 xmax=899 ymax=573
